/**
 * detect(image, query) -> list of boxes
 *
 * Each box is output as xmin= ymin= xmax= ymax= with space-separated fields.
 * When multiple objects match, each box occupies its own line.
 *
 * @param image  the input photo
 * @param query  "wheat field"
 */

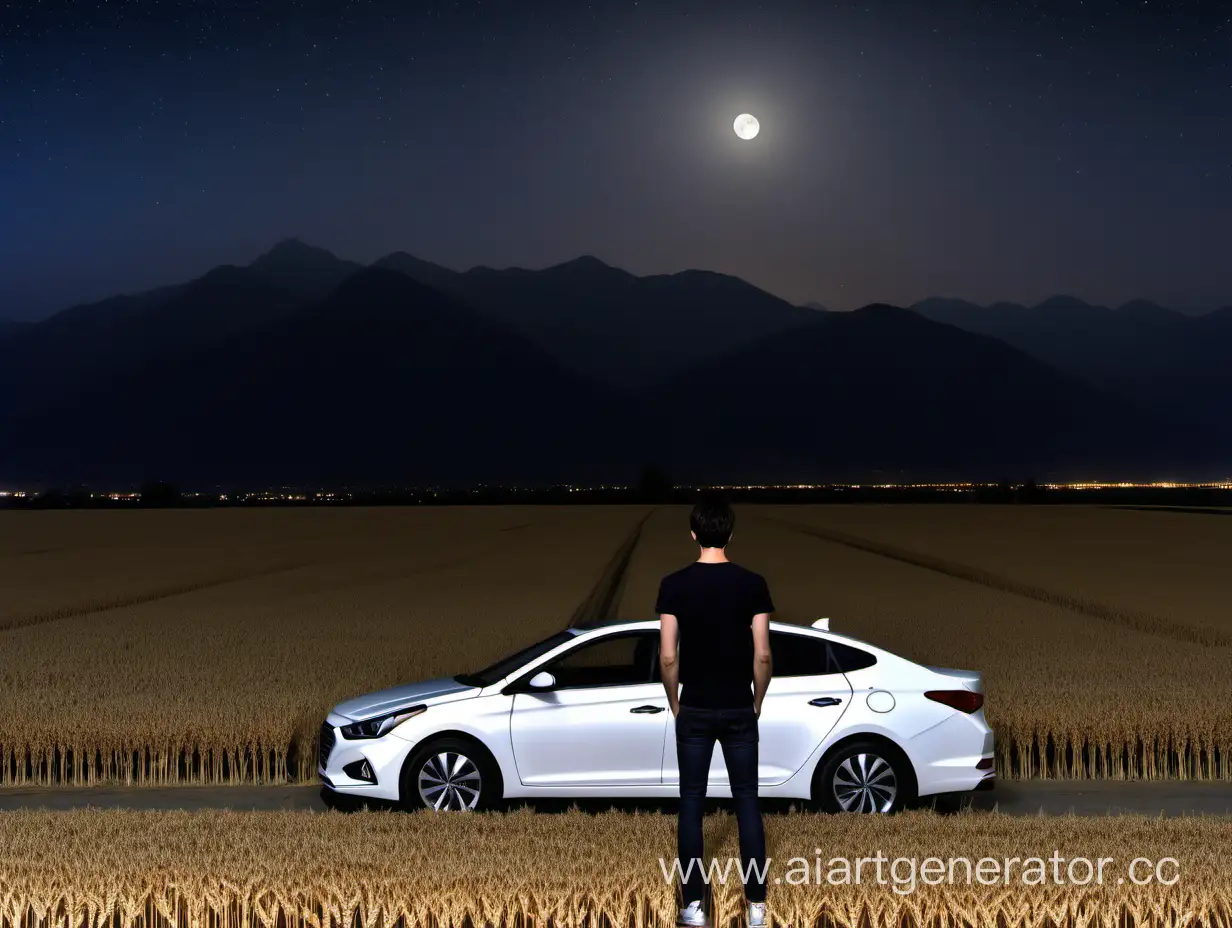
xmin=1 ymin=503 xmax=1228 ymax=785
xmin=0 ymin=506 xmax=650 ymax=786
xmin=761 ymin=504 xmax=1232 ymax=642
xmin=0 ymin=807 xmax=1229 ymax=928
xmin=625 ymin=505 xmax=1232 ymax=781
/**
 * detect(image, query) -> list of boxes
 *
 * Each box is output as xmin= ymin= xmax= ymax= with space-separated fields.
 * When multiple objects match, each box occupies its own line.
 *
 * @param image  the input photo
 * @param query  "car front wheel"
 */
xmin=814 ymin=740 xmax=912 ymax=813
xmin=401 ymin=737 xmax=501 ymax=811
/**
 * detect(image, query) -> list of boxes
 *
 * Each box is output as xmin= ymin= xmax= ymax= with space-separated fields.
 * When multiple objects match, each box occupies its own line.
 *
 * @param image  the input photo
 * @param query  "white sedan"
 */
xmin=318 ymin=618 xmax=995 ymax=812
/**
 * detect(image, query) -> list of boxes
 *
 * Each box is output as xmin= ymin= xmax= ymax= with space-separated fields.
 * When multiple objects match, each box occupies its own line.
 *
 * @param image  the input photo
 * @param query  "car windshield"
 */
xmin=454 ymin=629 xmax=576 ymax=687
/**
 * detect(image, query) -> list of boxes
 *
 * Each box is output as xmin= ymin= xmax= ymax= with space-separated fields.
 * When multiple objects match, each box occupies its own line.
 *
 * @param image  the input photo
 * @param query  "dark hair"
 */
xmin=690 ymin=493 xmax=734 ymax=548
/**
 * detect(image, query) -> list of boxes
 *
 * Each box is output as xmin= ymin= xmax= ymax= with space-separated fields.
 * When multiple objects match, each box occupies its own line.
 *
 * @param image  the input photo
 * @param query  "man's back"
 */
xmin=655 ymin=561 xmax=775 ymax=709
xmin=658 ymin=495 xmax=772 ymax=924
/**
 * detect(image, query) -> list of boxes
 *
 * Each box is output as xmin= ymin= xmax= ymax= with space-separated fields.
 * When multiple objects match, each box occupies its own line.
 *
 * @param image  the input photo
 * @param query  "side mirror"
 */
xmin=528 ymin=671 xmax=556 ymax=689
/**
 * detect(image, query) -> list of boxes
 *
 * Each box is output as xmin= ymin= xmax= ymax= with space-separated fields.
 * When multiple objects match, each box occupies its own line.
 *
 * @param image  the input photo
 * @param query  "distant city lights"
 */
xmin=705 ymin=481 xmax=1232 ymax=491
xmin=1 ymin=480 xmax=1230 ymax=500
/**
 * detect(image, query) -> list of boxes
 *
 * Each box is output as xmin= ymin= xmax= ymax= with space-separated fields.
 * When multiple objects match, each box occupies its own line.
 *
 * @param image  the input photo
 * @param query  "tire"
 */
xmin=400 ymin=737 xmax=502 ymax=811
xmin=813 ymin=740 xmax=912 ymax=813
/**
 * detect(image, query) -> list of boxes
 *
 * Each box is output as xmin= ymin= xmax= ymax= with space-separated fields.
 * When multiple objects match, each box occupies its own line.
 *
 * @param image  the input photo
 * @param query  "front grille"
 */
xmin=319 ymin=722 xmax=336 ymax=769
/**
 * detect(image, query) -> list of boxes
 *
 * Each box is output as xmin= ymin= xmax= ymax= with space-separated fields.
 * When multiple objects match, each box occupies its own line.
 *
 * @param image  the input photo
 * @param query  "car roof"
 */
xmin=570 ymin=616 xmax=871 ymax=647
xmin=568 ymin=617 xmax=655 ymax=632
xmin=484 ymin=617 xmax=901 ymax=693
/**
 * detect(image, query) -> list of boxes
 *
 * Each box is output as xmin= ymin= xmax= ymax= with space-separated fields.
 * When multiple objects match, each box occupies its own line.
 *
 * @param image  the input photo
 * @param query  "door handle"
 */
xmin=808 ymin=697 xmax=842 ymax=707
xmin=630 ymin=705 xmax=666 ymax=714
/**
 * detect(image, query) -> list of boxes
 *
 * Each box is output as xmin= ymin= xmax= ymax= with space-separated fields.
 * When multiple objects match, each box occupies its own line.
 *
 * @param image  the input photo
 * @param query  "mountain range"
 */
xmin=0 ymin=239 xmax=1227 ymax=487
xmin=373 ymin=249 xmax=818 ymax=388
xmin=912 ymin=296 xmax=1232 ymax=430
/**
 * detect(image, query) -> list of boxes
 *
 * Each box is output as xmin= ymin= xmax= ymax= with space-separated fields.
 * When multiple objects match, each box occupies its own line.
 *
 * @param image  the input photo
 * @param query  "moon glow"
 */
xmin=733 ymin=113 xmax=760 ymax=140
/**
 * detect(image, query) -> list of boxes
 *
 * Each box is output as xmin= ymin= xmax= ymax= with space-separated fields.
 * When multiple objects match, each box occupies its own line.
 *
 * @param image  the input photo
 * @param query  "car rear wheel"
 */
xmin=401 ymin=737 xmax=500 ymax=811
xmin=814 ymin=740 xmax=911 ymax=813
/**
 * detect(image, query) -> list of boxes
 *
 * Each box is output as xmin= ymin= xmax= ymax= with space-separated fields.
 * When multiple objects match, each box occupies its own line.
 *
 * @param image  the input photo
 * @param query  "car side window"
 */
xmin=769 ymin=631 xmax=878 ymax=676
xmin=540 ymin=632 xmax=658 ymax=689
xmin=769 ymin=632 xmax=833 ymax=676
xmin=829 ymin=640 xmax=877 ymax=672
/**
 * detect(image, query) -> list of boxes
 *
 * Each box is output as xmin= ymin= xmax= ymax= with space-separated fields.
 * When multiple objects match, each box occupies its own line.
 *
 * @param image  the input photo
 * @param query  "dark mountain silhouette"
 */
xmin=0 ymin=321 xmax=31 ymax=339
xmin=247 ymin=238 xmax=365 ymax=299
xmin=911 ymin=296 xmax=1232 ymax=428
xmin=2 ymin=268 xmax=635 ymax=487
xmin=909 ymin=296 xmax=987 ymax=326
xmin=375 ymin=253 xmax=819 ymax=389
xmin=1204 ymin=305 xmax=1232 ymax=332
xmin=640 ymin=304 xmax=1221 ymax=484
xmin=801 ymin=301 xmax=830 ymax=312
xmin=30 ymin=281 xmax=189 ymax=330
xmin=1035 ymin=294 xmax=1092 ymax=311
xmin=1 ymin=240 xmax=355 ymax=401
xmin=1117 ymin=299 xmax=1176 ymax=319
xmin=372 ymin=251 xmax=458 ymax=291
xmin=4 ymin=239 xmax=1227 ymax=486
xmin=0 ymin=266 xmax=301 ymax=407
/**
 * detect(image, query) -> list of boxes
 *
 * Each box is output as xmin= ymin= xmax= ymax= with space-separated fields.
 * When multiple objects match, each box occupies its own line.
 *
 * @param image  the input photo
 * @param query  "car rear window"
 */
xmin=770 ymin=631 xmax=877 ymax=676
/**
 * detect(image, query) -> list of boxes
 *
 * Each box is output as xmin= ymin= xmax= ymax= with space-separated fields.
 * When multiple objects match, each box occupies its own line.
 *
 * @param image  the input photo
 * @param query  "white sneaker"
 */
xmin=748 ymin=901 xmax=768 ymax=927
xmin=678 ymin=900 xmax=709 ymax=927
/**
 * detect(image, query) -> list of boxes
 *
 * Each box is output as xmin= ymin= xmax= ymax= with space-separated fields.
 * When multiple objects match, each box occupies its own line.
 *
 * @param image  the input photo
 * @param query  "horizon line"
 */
xmin=4 ymin=236 xmax=1229 ymax=324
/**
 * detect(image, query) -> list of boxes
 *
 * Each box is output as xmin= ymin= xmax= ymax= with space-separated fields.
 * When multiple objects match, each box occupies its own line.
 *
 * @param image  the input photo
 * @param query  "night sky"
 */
xmin=2 ymin=0 xmax=1230 ymax=321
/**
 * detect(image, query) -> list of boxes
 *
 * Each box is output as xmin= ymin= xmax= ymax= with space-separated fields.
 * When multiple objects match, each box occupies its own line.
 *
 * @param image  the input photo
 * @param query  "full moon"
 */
xmin=733 ymin=113 xmax=760 ymax=140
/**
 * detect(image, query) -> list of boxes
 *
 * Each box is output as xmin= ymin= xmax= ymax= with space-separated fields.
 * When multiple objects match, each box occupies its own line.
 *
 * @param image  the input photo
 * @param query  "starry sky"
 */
xmin=2 ymin=0 xmax=1230 ymax=321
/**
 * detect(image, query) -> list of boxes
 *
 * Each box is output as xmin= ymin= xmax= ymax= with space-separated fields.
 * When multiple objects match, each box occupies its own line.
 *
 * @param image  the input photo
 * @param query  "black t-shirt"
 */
xmin=654 ymin=561 xmax=775 ymax=709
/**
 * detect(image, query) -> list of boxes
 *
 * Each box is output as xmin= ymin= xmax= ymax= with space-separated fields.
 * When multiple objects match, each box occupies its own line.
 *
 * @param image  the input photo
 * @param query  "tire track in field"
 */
xmin=0 ymin=548 xmax=62 ymax=559
xmin=0 ymin=519 xmax=539 ymax=635
xmin=0 ymin=541 xmax=114 ymax=560
xmin=268 ymin=523 xmax=538 ymax=599
xmin=765 ymin=515 xmax=1231 ymax=648
xmin=0 ymin=549 xmax=494 ymax=636
xmin=568 ymin=508 xmax=656 ymax=627
xmin=0 ymin=561 xmax=312 ymax=634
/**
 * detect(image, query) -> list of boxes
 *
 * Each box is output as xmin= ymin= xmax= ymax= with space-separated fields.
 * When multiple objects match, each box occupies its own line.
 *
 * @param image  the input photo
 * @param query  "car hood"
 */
xmin=331 ymin=676 xmax=479 ymax=721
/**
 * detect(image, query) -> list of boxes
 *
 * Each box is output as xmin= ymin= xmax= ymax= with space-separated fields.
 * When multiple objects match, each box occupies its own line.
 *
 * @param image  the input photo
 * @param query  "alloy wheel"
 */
xmin=417 ymin=751 xmax=483 ymax=810
xmin=832 ymin=752 xmax=898 ymax=812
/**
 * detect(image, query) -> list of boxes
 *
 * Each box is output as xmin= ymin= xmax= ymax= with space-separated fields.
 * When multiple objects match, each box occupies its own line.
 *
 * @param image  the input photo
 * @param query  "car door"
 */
xmin=509 ymin=630 xmax=669 ymax=787
xmin=663 ymin=629 xmax=852 ymax=787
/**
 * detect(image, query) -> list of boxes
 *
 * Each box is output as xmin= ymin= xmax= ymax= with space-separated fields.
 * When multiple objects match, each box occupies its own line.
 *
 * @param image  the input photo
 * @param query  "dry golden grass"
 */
xmin=0 ymin=508 xmax=545 ymax=631
xmin=0 ymin=807 xmax=1229 ymax=928
xmin=621 ymin=507 xmax=1232 ymax=780
xmin=2 ymin=503 xmax=1228 ymax=786
xmin=0 ymin=506 xmax=650 ymax=786
xmin=762 ymin=504 xmax=1232 ymax=641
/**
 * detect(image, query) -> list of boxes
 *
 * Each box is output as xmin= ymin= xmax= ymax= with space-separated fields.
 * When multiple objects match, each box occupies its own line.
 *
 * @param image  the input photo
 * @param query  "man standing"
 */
xmin=656 ymin=495 xmax=772 ymax=927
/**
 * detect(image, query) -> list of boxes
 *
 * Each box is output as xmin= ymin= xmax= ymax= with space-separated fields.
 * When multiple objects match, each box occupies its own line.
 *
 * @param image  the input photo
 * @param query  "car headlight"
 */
xmin=340 ymin=705 xmax=426 ymax=739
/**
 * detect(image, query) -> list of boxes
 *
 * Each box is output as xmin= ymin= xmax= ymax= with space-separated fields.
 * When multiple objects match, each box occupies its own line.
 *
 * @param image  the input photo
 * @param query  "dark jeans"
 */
xmin=675 ymin=703 xmax=767 ymax=905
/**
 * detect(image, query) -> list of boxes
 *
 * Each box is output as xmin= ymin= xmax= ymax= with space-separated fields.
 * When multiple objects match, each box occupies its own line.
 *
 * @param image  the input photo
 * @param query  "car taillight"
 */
xmin=925 ymin=690 xmax=983 ymax=713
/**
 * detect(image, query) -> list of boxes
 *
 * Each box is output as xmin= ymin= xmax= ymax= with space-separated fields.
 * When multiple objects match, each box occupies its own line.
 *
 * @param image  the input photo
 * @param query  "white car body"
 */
xmin=318 ymin=618 xmax=995 ymax=808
